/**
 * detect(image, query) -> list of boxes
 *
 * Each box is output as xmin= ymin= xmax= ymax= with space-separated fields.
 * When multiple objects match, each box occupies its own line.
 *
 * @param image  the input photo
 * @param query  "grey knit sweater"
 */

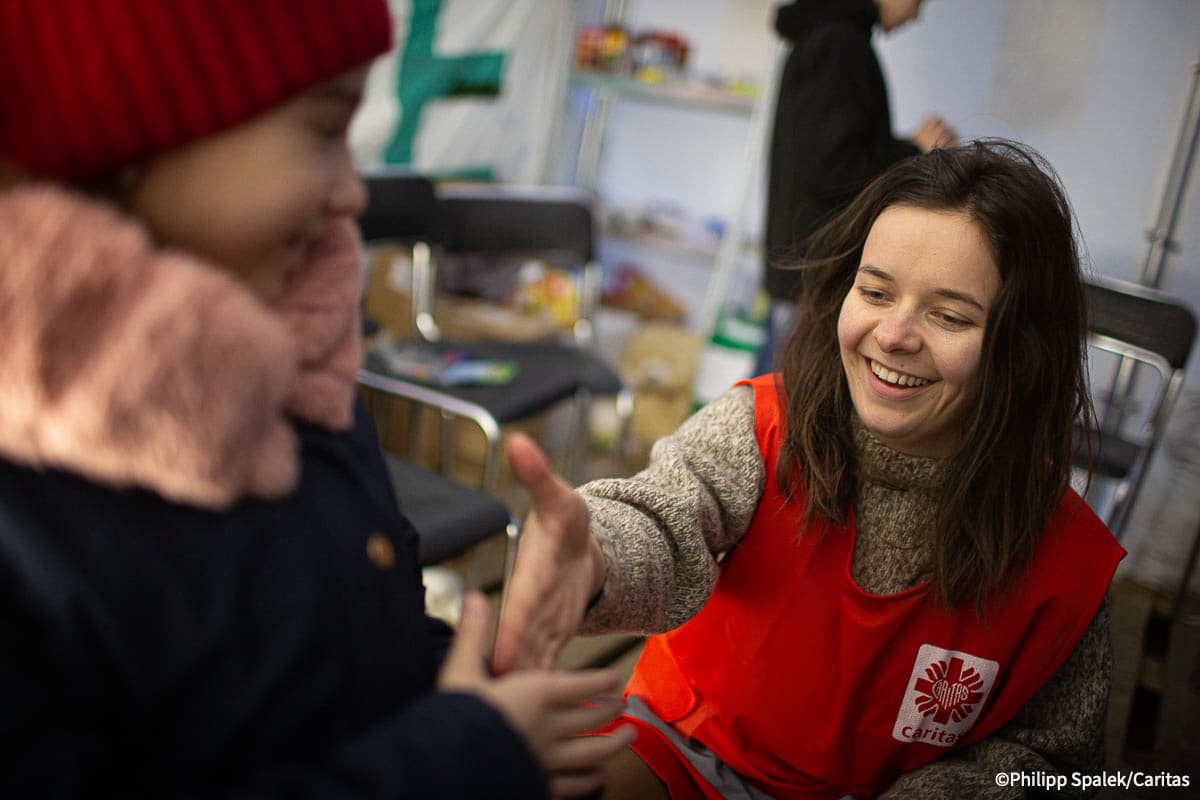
xmin=579 ymin=384 xmax=1110 ymax=799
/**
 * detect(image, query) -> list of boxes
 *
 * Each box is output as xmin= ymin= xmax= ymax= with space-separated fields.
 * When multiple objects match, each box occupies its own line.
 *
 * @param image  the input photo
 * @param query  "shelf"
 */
xmin=601 ymin=228 xmax=718 ymax=262
xmin=599 ymin=226 xmax=761 ymax=265
xmin=570 ymin=69 xmax=756 ymax=117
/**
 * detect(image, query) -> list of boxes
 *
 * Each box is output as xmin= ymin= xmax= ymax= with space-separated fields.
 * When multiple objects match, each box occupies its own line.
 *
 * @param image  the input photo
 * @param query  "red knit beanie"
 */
xmin=0 ymin=0 xmax=393 ymax=180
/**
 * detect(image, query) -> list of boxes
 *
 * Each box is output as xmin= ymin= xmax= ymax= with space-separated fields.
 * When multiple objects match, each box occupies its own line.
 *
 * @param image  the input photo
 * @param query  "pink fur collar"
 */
xmin=0 ymin=186 xmax=362 ymax=509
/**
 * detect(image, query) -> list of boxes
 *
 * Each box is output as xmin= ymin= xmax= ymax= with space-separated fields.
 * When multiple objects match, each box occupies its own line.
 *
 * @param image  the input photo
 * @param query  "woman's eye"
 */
xmin=934 ymin=311 xmax=971 ymax=329
xmin=859 ymin=287 xmax=888 ymax=303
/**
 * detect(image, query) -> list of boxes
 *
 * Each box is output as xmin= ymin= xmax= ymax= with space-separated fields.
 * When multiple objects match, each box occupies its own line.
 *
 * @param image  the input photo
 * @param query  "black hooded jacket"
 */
xmin=764 ymin=0 xmax=920 ymax=301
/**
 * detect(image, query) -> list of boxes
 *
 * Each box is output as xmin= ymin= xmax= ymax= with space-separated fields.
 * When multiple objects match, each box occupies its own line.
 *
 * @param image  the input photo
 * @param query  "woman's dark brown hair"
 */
xmin=775 ymin=139 xmax=1091 ymax=612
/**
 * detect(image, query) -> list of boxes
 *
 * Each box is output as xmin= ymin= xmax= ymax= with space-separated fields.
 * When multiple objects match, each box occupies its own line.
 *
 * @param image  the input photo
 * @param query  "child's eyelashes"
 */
xmin=312 ymin=118 xmax=352 ymax=141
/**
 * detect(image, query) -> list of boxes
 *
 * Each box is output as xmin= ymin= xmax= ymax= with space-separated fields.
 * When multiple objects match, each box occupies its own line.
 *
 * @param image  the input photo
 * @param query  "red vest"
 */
xmin=626 ymin=375 xmax=1125 ymax=798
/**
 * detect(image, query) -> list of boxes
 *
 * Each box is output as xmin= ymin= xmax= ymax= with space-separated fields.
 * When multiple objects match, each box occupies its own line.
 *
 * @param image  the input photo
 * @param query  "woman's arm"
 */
xmin=580 ymin=384 xmax=764 ymax=634
xmin=493 ymin=385 xmax=764 ymax=671
xmin=879 ymin=597 xmax=1113 ymax=799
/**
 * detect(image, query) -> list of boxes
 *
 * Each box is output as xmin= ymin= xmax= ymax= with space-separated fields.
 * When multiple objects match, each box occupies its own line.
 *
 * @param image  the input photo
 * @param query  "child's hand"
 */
xmin=493 ymin=433 xmax=607 ymax=674
xmin=439 ymin=592 xmax=636 ymax=799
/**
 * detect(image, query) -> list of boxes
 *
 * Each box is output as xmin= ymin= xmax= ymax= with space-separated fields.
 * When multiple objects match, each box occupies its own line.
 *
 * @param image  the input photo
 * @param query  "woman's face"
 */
xmin=837 ymin=205 xmax=1001 ymax=458
xmin=125 ymin=68 xmax=369 ymax=302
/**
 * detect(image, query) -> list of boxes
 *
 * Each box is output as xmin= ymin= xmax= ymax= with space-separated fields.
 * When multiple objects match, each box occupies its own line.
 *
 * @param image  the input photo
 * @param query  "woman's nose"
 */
xmin=874 ymin=308 xmax=921 ymax=352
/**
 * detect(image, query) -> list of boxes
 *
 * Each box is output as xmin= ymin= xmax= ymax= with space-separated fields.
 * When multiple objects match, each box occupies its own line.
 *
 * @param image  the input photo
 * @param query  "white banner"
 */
xmin=351 ymin=0 xmax=574 ymax=184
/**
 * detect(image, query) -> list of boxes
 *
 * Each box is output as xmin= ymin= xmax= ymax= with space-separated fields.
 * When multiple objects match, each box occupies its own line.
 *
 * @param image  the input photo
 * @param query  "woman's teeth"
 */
xmin=870 ymin=360 xmax=930 ymax=387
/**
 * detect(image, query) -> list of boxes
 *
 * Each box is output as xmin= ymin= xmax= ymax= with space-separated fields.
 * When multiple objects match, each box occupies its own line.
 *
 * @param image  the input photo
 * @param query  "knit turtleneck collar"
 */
xmin=0 ymin=185 xmax=363 ymax=510
xmin=852 ymin=416 xmax=946 ymax=494
xmin=850 ymin=416 xmax=945 ymax=593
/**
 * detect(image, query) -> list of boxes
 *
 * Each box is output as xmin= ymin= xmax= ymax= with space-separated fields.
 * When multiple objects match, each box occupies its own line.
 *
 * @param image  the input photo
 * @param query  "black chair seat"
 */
xmin=366 ymin=341 xmax=621 ymax=423
xmin=1072 ymin=423 xmax=1141 ymax=480
xmin=357 ymin=174 xmax=633 ymax=488
xmin=383 ymin=453 xmax=510 ymax=566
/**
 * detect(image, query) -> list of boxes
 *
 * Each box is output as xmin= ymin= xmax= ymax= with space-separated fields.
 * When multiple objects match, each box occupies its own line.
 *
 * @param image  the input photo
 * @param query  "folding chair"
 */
xmin=1074 ymin=281 xmax=1200 ymax=764
xmin=358 ymin=172 xmax=633 ymax=493
xmin=1074 ymin=277 xmax=1197 ymax=539
xmin=361 ymin=371 xmax=518 ymax=586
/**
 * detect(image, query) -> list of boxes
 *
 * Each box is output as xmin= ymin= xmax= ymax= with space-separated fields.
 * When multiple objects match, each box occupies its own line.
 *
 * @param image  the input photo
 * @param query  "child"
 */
xmin=495 ymin=141 xmax=1124 ymax=799
xmin=0 ymin=1 xmax=631 ymax=796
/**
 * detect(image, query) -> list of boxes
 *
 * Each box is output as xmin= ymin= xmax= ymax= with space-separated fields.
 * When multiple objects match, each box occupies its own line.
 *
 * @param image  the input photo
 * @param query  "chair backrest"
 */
xmin=436 ymin=185 xmax=601 ymax=346
xmin=1078 ymin=277 xmax=1197 ymax=536
xmin=358 ymin=170 xmax=443 ymax=342
xmin=1087 ymin=280 xmax=1196 ymax=371
xmin=358 ymin=170 xmax=441 ymax=245
xmin=438 ymin=184 xmax=595 ymax=264
xmin=1086 ymin=279 xmax=1196 ymax=432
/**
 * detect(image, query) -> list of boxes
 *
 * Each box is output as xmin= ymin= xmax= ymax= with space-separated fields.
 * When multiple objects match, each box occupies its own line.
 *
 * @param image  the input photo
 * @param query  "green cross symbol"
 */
xmin=384 ymin=0 xmax=507 ymax=177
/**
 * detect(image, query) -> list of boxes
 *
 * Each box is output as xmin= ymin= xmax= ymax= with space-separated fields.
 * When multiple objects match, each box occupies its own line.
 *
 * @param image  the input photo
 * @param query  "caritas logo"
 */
xmin=892 ymin=644 xmax=999 ymax=747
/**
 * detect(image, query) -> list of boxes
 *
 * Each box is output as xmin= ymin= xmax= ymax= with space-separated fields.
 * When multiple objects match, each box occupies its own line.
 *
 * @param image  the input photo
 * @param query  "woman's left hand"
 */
xmin=492 ymin=433 xmax=607 ymax=674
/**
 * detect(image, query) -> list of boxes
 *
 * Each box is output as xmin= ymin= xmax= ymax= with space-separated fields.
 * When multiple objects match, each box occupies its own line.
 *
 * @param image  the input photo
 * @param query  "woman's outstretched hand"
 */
xmin=439 ymin=592 xmax=635 ymax=799
xmin=492 ymin=433 xmax=607 ymax=674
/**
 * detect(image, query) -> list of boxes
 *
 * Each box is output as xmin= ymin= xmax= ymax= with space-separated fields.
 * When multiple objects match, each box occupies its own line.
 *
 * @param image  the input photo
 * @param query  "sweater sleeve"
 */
xmin=878 ymin=597 xmax=1113 ymax=799
xmin=579 ymin=385 xmax=763 ymax=634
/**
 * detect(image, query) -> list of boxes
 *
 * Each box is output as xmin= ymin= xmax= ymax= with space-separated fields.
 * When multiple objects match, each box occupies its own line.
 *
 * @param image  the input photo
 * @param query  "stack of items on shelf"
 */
xmin=604 ymin=202 xmax=726 ymax=254
xmin=575 ymin=25 xmax=689 ymax=81
xmin=363 ymin=244 xmax=568 ymax=344
xmin=573 ymin=24 xmax=756 ymax=98
xmin=600 ymin=262 xmax=686 ymax=323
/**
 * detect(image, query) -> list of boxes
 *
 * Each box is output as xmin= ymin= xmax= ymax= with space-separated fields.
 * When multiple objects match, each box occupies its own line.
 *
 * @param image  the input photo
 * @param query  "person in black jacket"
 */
xmin=756 ymin=0 xmax=957 ymax=374
xmin=0 ymin=1 xmax=632 ymax=797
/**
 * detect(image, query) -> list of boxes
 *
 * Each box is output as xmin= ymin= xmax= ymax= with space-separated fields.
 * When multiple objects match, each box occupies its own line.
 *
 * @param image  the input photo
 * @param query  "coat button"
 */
xmin=366 ymin=533 xmax=396 ymax=570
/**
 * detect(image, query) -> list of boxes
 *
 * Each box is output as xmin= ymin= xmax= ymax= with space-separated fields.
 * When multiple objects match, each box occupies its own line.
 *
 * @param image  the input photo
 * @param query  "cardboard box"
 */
xmin=618 ymin=322 xmax=704 ymax=464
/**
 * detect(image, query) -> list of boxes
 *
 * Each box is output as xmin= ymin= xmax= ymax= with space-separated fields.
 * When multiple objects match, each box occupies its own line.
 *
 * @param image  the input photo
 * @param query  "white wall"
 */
xmin=878 ymin=0 xmax=1200 ymax=380
xmin=584 ymin=0 xmax=1200 ymax=368
xmin=873 ymin=1 xmax=1200 ymax=589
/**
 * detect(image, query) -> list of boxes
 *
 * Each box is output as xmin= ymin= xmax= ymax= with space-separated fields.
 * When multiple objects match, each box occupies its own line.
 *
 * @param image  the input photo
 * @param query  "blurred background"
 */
xmin=349 ymin=3 xmax=1200 ymax=791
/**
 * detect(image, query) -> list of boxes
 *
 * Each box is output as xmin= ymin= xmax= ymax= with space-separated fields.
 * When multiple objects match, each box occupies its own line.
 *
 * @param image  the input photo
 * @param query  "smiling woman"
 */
xmin=490 ymin=140 xmax=1126 ymax=800
xmin=838 ymin=206 xmax=1001 ymax=458
xmin=777 ymin=140 xmax=1094 ymax=611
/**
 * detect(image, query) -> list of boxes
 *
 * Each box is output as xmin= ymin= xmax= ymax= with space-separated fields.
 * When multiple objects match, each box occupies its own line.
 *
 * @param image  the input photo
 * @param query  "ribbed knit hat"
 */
xmin=0 ymin=0 xmax=393 ymax=180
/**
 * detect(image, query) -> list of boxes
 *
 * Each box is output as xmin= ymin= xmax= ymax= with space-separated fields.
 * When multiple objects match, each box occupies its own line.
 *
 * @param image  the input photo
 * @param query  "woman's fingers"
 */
xmin=493 ymin=560 xmax=565 ymax=672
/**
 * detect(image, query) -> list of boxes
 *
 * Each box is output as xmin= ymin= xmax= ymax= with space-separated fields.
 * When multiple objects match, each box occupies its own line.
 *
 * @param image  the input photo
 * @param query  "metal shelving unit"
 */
xmin=568 ymin=46 xmax=782 ymax=337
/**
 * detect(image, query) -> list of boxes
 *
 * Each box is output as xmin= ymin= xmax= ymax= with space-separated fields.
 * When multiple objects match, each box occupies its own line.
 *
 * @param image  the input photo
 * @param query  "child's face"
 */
xmin=126 ymin=68 xmax=369 ymax=301
xmin=837 ymin=204 xmax=1000 ymax=458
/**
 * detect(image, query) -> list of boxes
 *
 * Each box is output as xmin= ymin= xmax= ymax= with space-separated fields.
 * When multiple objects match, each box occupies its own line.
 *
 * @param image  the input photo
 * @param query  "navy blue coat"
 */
xmin=0 ymin=402 xmax=544 ymax=798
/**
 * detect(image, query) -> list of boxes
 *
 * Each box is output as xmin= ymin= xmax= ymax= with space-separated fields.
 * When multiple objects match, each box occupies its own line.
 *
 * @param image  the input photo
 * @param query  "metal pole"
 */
xmin=1141 ymin=56 xmax=1200 ymax=288
xmin=601 ymin=0 xmax=628 ymax=27
xmin=697 ymin=40 xmax=786 ymax=340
